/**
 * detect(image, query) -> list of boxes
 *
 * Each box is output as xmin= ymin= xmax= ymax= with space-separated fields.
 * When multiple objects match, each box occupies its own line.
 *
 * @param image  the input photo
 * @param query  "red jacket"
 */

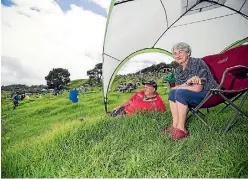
xmin=124 ymin=90 xmax=166 ymax=115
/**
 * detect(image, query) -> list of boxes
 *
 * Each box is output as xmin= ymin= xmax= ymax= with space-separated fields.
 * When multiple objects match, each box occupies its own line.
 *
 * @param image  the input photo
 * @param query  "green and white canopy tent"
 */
xmin=102 ymin=0 xmax=248 ymax=112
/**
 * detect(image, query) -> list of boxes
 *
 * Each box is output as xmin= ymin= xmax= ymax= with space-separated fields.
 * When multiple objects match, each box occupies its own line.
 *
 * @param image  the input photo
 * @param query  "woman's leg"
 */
xmin=174 ymin=89 xmax=208 ymax=132
xmin=168 ymin=90 xmax=178 ymax=127
xmin=175 ymin=101 xmax=188 ymax=131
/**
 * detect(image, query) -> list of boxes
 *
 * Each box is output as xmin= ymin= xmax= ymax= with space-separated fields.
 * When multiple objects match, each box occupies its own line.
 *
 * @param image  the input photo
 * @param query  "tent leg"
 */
xmin=104 ymin=97 xmax=108 ymax=113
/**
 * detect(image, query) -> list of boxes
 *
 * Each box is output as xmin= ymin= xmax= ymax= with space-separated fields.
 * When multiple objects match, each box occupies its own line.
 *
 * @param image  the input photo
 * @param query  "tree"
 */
xmin=45 ymin=68 xmax=70 ymax=90
xmin=87 ymin=63 xmax=102 ymax=83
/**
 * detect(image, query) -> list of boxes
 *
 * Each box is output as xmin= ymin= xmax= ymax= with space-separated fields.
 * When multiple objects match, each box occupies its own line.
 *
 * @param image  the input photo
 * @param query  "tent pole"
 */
xmin=104 ymin=97 xmax=108 ymax=112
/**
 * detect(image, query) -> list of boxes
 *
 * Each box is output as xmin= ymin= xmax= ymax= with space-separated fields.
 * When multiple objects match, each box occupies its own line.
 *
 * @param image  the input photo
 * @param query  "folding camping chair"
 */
xmin=187 ymin=44 xmax=248 ymax=133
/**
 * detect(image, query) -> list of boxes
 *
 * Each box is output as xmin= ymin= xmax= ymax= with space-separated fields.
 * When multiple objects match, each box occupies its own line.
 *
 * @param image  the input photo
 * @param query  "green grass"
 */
xmin=68 ymin=79 xmax=88 ymax=89
xmin=1 ymin=83 xmax=248 ymax=178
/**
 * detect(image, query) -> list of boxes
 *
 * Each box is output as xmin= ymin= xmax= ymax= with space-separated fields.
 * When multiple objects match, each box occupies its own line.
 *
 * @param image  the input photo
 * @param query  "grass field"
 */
xmin=1 ymin=83 xmax=248 ymax=178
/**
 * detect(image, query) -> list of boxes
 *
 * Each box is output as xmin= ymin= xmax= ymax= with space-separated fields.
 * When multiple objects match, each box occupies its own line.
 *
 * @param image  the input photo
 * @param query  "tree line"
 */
xmin=2 ymin=61 xmax=177 ymax=92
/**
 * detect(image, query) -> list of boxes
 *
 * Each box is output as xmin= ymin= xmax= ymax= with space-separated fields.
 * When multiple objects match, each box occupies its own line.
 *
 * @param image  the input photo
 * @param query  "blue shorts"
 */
xmin=168 ymin=89 xmax=208 ymax=107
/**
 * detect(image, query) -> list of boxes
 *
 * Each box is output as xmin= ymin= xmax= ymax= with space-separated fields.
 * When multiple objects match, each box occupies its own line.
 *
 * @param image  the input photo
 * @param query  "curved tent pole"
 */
xmin=102 ymin=0 xmax=115 ymax=54
xmin=102 ymin=0 xmax=117 ymax=113
xmin=159 ymin=0 xmax=169 ymax=29
xmin=222 ymin=37 xmax=248 ymax=52
xmin=102 ymin=53 xmax=109 ymax=113
xmin=153 ymin=0 xmax=248 ymax=47
xmin=153 ymin=0 xmax=201 ymax=47
xmin=102 ymin=0 xmax=116 ymax=67
xmin=103 ymin=48 xmax=172 ymax=112
xmin=203 ymin=0 xmax=248 ymax=20
xmin=114 ymin=0 xmax=135 ymax=6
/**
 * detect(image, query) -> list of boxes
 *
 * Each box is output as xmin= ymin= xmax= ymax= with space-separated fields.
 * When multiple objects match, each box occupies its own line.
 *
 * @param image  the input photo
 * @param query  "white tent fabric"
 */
xmin=102 ymin=0 xmax=248 ymax=111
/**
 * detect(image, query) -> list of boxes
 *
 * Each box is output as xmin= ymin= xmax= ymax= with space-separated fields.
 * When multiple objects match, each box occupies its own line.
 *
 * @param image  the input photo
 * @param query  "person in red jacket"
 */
xmin=109 ymin=81 xmax=166 ymax=117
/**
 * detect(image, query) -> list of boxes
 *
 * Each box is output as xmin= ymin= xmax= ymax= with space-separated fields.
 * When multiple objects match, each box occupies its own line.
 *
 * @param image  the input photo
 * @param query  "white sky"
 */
xmin=1 ymin=0 xmax=108 ymax=85
xmin=118 ymin=53 xmax=173 ymax=75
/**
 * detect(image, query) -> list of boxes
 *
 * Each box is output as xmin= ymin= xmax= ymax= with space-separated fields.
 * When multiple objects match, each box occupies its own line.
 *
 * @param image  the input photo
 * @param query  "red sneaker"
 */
xmin=170 ymin=128 xmax=189 ymax=140
xmin=162 ymin=125 xmax=175 ymax=135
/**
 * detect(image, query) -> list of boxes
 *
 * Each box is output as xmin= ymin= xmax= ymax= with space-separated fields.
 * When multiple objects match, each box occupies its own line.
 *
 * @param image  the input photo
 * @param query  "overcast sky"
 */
xmin=1 ymin=0 xmax=172 ymax=86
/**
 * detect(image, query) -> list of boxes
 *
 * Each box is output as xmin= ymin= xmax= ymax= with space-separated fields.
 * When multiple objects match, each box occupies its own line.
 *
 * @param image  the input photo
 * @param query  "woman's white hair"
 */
xmin=172 ymin=42 xmax=192 ymax=56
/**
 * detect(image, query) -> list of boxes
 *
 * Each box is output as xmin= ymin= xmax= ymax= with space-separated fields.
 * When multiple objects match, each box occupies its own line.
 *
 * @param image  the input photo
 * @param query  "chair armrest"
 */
xmin=217 ymin=65 xmax=248 ymax=89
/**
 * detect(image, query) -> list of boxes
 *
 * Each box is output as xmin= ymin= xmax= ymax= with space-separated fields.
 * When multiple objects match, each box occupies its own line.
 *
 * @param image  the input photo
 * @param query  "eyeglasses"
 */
xmin=173 ymin=50 xmax=186 ymax=56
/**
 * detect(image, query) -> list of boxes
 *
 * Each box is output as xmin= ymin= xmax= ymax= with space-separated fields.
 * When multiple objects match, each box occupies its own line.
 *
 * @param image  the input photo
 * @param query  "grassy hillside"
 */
xmin=68 ymin=79 xmax=88 ymax=89
xmin=1 ymin=80 xmax=248 ymax=178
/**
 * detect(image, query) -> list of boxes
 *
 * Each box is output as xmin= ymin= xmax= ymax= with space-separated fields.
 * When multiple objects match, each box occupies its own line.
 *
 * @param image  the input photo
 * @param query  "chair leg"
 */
xmin=186 ymin=108 xmax=194 ymax=120
xmin=223 ymin=112 xmax=239 ymax=134
xmin=186 ymin=108 xmax=204 ymax=121
xmin=194 ymin=112 xmax=208 ymax=126
xmin=217 ymin=92 xmax=245 ymax=114
xmin=217 ymin=101 xmax=229 ymax=114
xmin=186 ymin=114 xmax=193 ymax=121
xmin=219 ymin=92 xmax=248 ymax=119
xmin=197 ymin=110 xmax=206 ymax=117
xmin=188 ymin=108 xmax=208 ymax=126
xmin=223 ymin=91 xmax=248 ymax=134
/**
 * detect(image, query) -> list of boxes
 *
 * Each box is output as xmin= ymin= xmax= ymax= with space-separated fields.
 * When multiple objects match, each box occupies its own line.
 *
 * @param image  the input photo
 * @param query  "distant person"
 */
xmin=20 ymin=94 xmax=26 ymax=101
xmin=12 ymin=92 xmax=19 ymax=109
xmin=109 ymin=81 xmax=166 ymax=117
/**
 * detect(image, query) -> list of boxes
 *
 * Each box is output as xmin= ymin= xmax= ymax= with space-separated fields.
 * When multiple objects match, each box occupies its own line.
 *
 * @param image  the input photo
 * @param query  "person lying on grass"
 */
xmin=162 ymin=42 xmax=218 ymax=140
xmin=109 ymin=81 xmax=166 ymax=117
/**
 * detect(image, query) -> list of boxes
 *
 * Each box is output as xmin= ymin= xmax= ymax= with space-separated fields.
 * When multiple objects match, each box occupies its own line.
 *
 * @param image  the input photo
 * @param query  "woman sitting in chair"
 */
xmin=163 ymin=42 xmax=218 ymax=140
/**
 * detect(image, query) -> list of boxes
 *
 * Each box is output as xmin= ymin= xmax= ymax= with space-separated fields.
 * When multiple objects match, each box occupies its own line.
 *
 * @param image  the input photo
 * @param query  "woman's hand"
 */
xmin=172 ymin=83 xmax=203 ymax=92
xmin=187 ymin=76 xmax=202 ymax=85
